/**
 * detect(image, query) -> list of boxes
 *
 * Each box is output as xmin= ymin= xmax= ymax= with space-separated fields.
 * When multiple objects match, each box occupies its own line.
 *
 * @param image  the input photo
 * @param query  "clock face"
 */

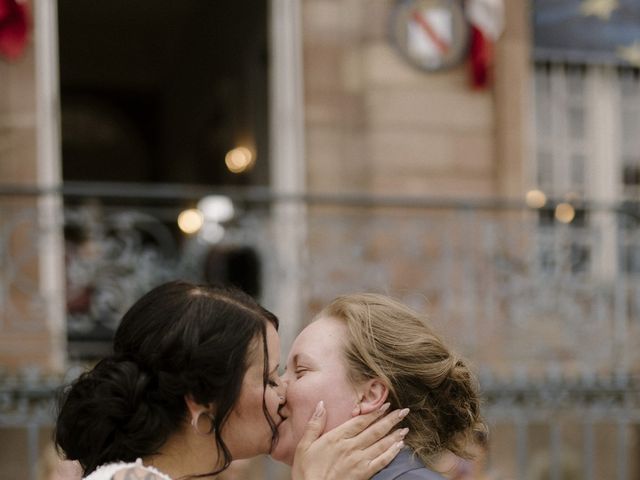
xmin=389 ymin=0 xmax=470 ymax=71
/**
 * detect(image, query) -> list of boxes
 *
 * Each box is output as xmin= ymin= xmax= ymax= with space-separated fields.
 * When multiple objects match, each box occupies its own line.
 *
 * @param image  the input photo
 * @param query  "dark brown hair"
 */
xmin=55 ymin=281 xmax=279 ymax=477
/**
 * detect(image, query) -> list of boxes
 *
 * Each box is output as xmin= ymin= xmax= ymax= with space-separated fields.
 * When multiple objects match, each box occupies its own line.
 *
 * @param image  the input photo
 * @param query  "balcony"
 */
xmin=0 ymin=182 xmax=639 ymax=479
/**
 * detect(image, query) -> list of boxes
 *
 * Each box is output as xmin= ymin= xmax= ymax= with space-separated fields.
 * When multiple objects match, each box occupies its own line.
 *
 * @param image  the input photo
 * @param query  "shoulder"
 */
xmin=378 ymin=466 xmax=445 ymax=480
xmin=372 ymin=450 xmax=445 ymax=480
xmin=83 ymin=462 xmax=172 ymax=480
xmin=376 ymin=468 xmax=445 ymax=480
xmin=393 ymin=469 xmax=446 ymax=480
xmin=110 ymin=466 xmax=171 ymax=480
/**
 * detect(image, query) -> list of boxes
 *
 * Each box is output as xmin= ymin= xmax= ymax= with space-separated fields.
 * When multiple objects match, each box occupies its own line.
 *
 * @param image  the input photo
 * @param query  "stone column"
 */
xmin=495 ymin=0 xmax=532 ymax=198
xmin=0 ymin=0 xmax=65 ymax=373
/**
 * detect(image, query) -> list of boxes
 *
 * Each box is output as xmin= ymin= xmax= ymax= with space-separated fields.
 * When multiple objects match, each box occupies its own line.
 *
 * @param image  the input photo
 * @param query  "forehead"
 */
xmin=290 ymin=316 xmax=347 ymax=361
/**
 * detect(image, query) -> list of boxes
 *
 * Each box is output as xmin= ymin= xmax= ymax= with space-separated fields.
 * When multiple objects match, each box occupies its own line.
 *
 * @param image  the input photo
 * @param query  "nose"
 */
xmin=277 ymin=378 xmax=287 ymax=404
xmin=281 ymin=370 xmax=292 ymax=386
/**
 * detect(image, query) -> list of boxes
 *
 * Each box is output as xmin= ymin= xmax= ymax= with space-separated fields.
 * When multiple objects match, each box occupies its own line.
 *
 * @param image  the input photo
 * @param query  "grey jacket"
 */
xmin=371 ymin=449 xmax=445 ymax=480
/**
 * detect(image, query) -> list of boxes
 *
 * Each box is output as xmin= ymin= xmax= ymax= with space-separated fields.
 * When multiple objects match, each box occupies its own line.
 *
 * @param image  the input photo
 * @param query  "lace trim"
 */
xmin=132 ymin=459 xmax=173 ymax=480
xmin=83 ymin=459 xmax=172 ymax=480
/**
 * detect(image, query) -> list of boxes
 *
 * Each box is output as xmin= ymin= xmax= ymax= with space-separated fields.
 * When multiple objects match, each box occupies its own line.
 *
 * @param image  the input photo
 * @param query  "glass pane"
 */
xmin=621 ymin=108 xmax=640 ymax=154
xmin=571 ymin=154 xmax=586 ymax=187
xmin=568 ymin=106 xmax=585 ymax=140
xmin=537 ymin=151 xmax=554 ymax=188
xmin=619 ymin=69 xmax=640 ymax=98
xmin=566 ymin=66 xmax=585 ymax=96
xmin=535 ymin=67 xmax=553 ymax=138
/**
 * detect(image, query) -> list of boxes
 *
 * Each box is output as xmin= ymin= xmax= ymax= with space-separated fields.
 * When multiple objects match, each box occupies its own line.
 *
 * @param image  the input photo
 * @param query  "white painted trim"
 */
xmin=533 ymin=64 xmax=624 ymax=280
xmin=34 ymin=0 xmax=66 ymax=370
xmin=270 ymin=0 xmax=306 ymax=194
xmin=587 ymin=67 xmax=620 ymax=281
xmin=267 ymin=0 xmax=307 ymax=354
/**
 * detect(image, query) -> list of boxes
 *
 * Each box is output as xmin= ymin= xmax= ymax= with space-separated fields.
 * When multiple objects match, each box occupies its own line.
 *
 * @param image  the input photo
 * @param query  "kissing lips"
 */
xmin=276 ymin=408 xmax=289 ymax=433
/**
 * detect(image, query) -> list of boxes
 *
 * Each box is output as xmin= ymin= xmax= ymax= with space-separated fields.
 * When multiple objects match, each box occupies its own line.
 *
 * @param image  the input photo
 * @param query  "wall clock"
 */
xmin=389 ymin=0 xmax=470 ymax=72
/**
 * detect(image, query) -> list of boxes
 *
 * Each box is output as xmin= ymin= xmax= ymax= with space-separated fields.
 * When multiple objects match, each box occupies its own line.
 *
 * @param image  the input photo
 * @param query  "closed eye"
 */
xmin=268 ymin=374 xmax=283 ymax=388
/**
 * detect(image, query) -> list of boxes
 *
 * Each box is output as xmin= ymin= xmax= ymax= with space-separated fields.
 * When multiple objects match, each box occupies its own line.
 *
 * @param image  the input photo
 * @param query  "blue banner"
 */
xmin=534 ymin=0 xmax=640 ymax=66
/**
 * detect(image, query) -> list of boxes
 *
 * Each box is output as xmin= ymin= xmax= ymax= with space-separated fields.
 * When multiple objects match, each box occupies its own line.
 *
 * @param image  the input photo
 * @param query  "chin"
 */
xmin=232 ymin=436 xmax=273 ymax=460
xmin=270 ymin=447 xmax=292 ymax=465
xmin=271 ymin=439 xmax=295 ymax=465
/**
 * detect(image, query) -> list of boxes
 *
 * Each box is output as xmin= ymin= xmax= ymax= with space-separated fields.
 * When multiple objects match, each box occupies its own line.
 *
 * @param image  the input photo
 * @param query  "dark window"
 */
xmin=58 ymin=0 xmax=269 ymax=187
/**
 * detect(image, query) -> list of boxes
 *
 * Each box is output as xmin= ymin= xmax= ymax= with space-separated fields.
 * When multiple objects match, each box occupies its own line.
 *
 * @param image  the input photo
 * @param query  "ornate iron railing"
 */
xmin=1 ymin=183 xmax=639 ymax=479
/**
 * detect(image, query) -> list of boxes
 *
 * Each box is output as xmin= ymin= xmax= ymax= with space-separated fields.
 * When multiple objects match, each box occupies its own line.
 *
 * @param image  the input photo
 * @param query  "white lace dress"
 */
xmin=83 ymin=458 xmax=172 ymax=480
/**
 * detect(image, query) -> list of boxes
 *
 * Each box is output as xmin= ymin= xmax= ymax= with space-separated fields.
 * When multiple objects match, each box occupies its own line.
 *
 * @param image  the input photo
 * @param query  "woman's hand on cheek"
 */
xmin=291 ymin=401 xmax=410 ymax=480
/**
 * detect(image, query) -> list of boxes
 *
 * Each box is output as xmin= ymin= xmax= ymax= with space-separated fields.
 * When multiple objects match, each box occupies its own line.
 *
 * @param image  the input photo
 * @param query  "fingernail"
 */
xmin=394 ymin=440 xmax=404 ymax=451
xmin=378 ymin=402 xmax=391 ymax=413
xmin=398 ymin=408 xmax=410 ymax=419
xmin=398 ymin=427 xmax=409 ymax=438
xmin=313 ymin=400 xmax=325 ymax=418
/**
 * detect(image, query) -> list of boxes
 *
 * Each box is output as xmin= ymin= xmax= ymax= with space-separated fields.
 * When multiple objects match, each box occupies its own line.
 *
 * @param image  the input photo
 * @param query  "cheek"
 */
xmin=265 ymin=388 xmax=281 ymax=416
xmin=288 ymin=380 xmax=323 ymax=435
xmin=233 ymin=385 xmax=271 ymax=430
xmin=289 ymin=375 xmax=350 ymax=434
xmin=292 ymin=376 xmax=356 ymax=433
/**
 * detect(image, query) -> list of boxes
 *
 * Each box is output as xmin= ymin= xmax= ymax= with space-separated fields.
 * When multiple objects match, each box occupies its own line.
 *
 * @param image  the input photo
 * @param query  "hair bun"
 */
xmin=55 ymin=357 xmax=164 ymax=473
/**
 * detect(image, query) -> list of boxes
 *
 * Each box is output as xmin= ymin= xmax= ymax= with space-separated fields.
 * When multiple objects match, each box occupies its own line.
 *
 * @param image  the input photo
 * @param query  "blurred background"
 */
xmin=1 ymin=0 xmax=639 ymax=479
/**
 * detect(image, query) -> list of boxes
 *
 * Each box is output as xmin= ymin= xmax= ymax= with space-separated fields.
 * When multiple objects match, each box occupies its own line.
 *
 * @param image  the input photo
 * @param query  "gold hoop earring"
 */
xmin=191 ymin=411 xmax=215 ymax=435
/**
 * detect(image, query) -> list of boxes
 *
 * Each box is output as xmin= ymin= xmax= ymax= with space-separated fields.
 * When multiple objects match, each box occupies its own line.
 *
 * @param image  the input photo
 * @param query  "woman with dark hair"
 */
xmin=55 ymin=282 xmax=407 ymax=480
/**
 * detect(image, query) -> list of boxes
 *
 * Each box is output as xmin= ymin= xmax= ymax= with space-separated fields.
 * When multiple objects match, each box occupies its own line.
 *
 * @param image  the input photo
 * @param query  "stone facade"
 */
xmin=0 ymin=3 xmax=64 ymax=372
xmin=302 ymin=0 xmax=530 ymax=199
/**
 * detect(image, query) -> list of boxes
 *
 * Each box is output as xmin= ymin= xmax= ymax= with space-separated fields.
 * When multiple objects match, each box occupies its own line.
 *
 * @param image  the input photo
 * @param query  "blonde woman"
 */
xmin=272 ymin=293 xmax=486 ymax=479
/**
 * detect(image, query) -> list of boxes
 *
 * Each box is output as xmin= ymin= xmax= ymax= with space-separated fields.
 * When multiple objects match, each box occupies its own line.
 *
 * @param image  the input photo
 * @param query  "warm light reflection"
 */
xmin=177 ymin=208 xmax=204 ymax=234
xmin=197 ymin=195 xmax=234 ymax=223
xmin=225 ymin=147 xmax=255 ymax=173
xmin=526 ymin=189 xmax=547 ymax=209
xmin=201 ymin=223 xmax=225 ymax=244
xmin=555 ymin=203 xmax=576 ymax=224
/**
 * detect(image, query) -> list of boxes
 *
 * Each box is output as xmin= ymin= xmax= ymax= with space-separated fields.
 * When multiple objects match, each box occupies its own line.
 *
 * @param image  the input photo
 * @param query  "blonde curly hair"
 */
xmin=318 ymin=293 xmax=487 ymax=467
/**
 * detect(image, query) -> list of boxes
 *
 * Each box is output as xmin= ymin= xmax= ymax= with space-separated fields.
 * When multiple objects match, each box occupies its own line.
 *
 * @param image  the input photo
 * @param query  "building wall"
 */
xmin=0 ymin=0 xmax=532 ymax=372
xmin=0 ymin=34 xmax=38 ymax=186
xmin=0 ymin=0 xmax=64 ymax=372
xmin=299 ymin=0 xmax=535 ymax=376
xmin=302 ymin=0 xmax=530 ymax=199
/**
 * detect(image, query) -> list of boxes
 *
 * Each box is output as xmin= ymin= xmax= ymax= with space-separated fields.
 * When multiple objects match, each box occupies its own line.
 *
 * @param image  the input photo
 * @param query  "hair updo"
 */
xmin=55 ymin=281 xmax=279 ymax=476
xmin=318 ymin=293 xmax=486 ymax=466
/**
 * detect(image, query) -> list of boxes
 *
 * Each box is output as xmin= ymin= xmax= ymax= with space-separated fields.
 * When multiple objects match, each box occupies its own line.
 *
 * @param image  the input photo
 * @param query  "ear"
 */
xmin=354 ymin=379 xmax=389 ymax=415
xmin=184 ymin=394 xmax=200 ymax=418
xmin=184 ymin=394 xmax=212 ymax=419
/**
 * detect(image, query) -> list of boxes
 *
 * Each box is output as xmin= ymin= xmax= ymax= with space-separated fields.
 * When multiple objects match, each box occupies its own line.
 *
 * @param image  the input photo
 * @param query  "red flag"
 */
xmin=469 ymin=24 xmax=493 ymax=89
xmin=0 ymin=0 xmax=30 ymax=61
xmin=466 ymin=0 xmax=504 ymax=89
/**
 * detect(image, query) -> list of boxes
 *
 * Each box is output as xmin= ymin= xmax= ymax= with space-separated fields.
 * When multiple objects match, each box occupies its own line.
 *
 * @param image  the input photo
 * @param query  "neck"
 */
xmin=142 ymin=429 xmax=224 ymax=479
